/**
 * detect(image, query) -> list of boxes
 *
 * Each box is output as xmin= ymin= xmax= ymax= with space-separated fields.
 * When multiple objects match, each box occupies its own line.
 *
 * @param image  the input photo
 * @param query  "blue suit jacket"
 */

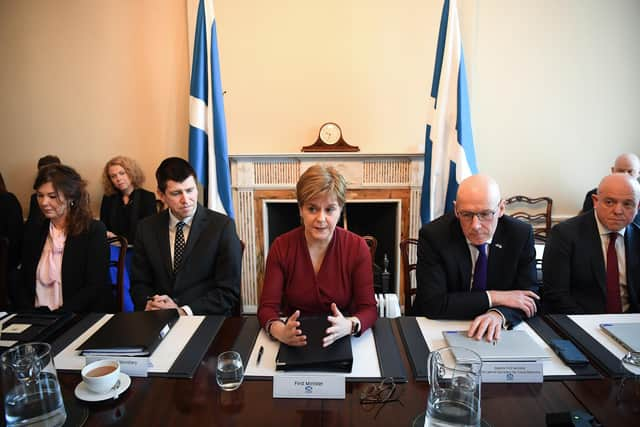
xmin=413 ymin=213 xmax=538 ymax=327
xmin=543 ymin=211 xmax=640 ymax=314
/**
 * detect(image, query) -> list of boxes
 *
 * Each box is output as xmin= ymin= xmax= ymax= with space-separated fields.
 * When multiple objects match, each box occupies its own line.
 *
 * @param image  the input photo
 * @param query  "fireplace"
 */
xmin=230 ymin=153 xmax=424 ymax=313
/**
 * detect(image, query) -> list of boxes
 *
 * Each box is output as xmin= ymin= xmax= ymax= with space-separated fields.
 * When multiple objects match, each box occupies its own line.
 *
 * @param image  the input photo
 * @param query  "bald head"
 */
xmin=457 ymin=174 xmax=502 ymax=207
xmin=454 ymin=175 xmax=505 ymax=245
xmin=593 ymin=173 xmax=640 ymax=232
xmin=612 ymin=153 xmax=640 ymax=179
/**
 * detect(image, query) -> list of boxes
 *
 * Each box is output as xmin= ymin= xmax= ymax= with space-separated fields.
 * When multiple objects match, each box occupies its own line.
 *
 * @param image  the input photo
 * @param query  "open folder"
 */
xmin=275 ymin=317 xmax=353 ymax=373
xmin=77 ymin=310 xmax=179 ymax=356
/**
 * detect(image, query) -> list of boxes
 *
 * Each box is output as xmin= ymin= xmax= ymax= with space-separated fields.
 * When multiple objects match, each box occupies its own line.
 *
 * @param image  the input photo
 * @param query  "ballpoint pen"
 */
xmin=257 ymin=345 xmax=264 ymax=365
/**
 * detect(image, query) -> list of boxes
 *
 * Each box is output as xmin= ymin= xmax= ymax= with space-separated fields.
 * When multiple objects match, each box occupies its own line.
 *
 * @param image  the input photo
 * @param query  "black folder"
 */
xmin=77 ymin=310 xmax=179 ymax=356
xmin=275 ymin=317 xmax=353 ymax=373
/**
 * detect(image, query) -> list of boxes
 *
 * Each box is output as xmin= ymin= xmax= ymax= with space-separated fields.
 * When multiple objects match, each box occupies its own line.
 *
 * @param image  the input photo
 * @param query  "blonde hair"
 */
xmin=296 ymin=165 xmax=347 ymax=207
xmin=102 ymin=156 xmax=145 ymax=195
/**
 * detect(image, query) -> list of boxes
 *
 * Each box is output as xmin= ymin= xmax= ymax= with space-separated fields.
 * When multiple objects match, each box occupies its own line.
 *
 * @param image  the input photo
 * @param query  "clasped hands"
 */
xmin=468 ymin=290 xmax=540 ymax=342
xmin=270 ymin=303 xmax=352 ymax=348
xmin=145 ymin=294 xmax=186 ymax=316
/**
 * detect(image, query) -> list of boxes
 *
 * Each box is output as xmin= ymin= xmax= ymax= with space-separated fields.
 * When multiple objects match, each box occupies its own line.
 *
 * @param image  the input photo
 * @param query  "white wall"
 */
xmin=1 ymin=0 xmax=638 ymax=218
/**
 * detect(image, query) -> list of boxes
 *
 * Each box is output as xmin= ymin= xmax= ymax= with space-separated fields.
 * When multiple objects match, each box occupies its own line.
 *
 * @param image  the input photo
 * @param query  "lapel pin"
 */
xmin=494 ymin=243 xmax=503 ymax=249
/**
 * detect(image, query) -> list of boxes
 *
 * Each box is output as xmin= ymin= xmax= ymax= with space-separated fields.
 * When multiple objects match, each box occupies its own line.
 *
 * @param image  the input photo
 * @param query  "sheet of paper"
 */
xmin=416 ymin=317 xmax=575 ymax=377
xmin=244 ymin=328 xmax=381 ymax=379
xmin=54 ymin=314 xmax=205 ymax=373
xmin=2 ymin=323 xmax=31 ymax=334
xmin=568 ymin=313 xmax=640 ymax=359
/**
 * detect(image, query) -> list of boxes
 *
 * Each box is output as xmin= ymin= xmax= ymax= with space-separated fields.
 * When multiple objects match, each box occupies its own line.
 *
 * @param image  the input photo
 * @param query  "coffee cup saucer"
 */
xmin=74 ymin=372 xmax=131 ymax=402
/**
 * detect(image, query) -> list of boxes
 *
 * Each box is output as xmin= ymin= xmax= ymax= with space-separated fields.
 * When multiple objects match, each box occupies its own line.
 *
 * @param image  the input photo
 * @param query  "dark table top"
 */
xmin=53 ymin=317 xmax=637 ymax=427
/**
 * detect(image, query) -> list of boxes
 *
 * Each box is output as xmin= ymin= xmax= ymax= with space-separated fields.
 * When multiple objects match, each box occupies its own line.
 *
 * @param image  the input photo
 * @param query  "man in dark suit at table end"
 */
xmin=413 ymin=175 xmax=539 ymax=342
xmin=543 ymin=174 xmax=640 ymax=314
xmin=130 ymin=157 xmax=242 ymax=316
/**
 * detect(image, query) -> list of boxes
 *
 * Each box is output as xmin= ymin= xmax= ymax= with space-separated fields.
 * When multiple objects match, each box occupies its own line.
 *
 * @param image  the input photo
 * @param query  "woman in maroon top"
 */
xmin=258 ymin=165 xmax=377 ymax=347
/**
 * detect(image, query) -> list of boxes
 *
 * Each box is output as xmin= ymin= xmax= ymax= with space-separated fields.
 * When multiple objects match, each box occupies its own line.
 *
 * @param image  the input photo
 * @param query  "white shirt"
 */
xmin=167 ymin=207 xmax=197 ymax=315
xmin=594 ymin=211 xmax=629 ymax=312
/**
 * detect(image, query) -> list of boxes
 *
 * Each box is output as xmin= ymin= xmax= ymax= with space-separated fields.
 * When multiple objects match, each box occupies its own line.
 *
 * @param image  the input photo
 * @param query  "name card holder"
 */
xmin=481 ymin=361 xmax=543 ymax=383
xmin=85 ymin=356 xmax=151 ymax=377
xmin=273 ymin=374 xmax=345 ymax=399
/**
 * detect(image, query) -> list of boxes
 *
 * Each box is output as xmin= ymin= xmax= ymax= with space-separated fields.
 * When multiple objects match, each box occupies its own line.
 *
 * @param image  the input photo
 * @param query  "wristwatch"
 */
xmin=350 ymin=318 xmax=361 ymax=336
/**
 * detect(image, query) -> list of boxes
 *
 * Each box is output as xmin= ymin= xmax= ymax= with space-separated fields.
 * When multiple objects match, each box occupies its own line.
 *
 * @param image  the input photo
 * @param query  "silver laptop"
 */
xmin=600 ymin=323 xmax=640 ymax=352
xmin=443 ymin=330 xmax=550 ymax=362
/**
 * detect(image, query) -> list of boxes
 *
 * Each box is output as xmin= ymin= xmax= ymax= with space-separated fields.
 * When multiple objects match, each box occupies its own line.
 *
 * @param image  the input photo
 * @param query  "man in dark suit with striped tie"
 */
xmin=544 ymin=174 xmax=640 ymax=314
xmin=130 ymin=157 xmax=242 ymax=316
xmin=414 ymin=175 xmax=539 ymax=342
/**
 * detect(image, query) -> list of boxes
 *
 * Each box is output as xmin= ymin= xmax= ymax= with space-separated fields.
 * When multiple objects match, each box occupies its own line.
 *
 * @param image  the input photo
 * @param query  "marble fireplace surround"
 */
xmin=230 ymin=153 xmax=424 ymax=313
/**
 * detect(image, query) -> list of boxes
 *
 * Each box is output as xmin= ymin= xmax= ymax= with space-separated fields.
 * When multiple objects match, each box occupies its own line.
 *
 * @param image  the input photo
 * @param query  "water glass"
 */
xmin=425 ymin=346 xmax=482 ymax=427
xmin=216 ymin=351 xmax=244 ymax=391
xmin=1 ymin=342 xmax=67 ymax=427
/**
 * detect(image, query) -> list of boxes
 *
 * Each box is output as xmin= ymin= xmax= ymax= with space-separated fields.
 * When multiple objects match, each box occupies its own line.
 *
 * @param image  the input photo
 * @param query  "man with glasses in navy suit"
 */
xmin=414 ymin=175 xmax=539 ymax=342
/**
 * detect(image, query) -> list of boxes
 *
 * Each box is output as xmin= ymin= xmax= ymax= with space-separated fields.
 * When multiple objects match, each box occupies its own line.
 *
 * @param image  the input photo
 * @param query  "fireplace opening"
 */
xmin=264 ymin=200 xmax=400 ymax=294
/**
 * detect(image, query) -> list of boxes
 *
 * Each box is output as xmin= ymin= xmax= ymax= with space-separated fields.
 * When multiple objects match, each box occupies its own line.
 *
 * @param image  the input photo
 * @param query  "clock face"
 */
xmin=319 ymin=123 xmax=341 ymax=145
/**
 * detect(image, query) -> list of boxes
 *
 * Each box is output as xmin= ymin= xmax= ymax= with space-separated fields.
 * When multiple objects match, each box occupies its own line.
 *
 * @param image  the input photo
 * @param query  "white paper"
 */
xmin=54 ymin=314 xmax=205 ymax=373
xmin=416 ymin=317 xmax=575 ymax=377
xmin=245 ymin=328 xmax=381 ymax=379
xmin=568 ymin=313 xmax=640 ymax=360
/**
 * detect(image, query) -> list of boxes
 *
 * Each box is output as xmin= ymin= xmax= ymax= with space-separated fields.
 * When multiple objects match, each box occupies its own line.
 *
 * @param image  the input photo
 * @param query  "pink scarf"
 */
xmin=35 ymin=222 xmax=66 ymax=310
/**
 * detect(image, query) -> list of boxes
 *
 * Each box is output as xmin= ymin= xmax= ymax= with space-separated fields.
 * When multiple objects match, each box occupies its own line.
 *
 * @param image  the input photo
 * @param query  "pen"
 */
xmin=257 ymin=345 xmax=264 ymax=365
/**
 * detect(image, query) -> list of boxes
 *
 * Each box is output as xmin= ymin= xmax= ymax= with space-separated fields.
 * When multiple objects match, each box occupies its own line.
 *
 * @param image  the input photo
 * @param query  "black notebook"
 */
xmin=77 ymin=310 xmax=179 ymax=356
xmin=275 ymin=317 xmax=353 ymax=373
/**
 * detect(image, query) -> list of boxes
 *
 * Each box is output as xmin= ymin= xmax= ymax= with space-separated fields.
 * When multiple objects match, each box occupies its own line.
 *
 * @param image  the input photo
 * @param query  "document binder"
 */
xmin=77 ymin=310 xmax=179 ymax=356
xmin=275 ymin=317 xmax=353 ymax=373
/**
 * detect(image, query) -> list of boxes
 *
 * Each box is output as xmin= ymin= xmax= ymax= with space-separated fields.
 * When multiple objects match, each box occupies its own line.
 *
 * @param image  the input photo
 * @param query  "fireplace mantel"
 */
xmin=230 ymin=153 xmax=424 ymax=313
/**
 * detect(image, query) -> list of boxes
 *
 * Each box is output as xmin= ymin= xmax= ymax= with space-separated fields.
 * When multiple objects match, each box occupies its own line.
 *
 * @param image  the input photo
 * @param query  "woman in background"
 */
xmin=17 ymin=164 xmax=112 ymax=313
xmin=100 ymin=155 xmax=157 ymax=243
xmin=258 ymin=165 xmax=377 ymax=347
xmin=0 ymin=172 xmax=24 ymax=307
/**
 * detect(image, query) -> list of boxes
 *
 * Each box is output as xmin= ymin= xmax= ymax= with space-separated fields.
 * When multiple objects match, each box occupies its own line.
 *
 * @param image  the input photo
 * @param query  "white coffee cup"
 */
xmin=81 ymin=360 xmax=120 ymax=394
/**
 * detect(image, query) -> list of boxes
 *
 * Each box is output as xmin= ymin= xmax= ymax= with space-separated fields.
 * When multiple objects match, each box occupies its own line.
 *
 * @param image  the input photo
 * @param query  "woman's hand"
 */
xmin=323 ymin=303 xmax=352 ymax=348
xmin=270 ymin=310 xmax=307 ymax=347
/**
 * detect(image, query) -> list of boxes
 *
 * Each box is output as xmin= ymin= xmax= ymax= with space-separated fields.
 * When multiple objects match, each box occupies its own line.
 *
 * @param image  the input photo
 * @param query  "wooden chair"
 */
xmin=362 ymin=235 xmax=378 ymax=265
xmin=107 ymin=234 xmax=128 ymax=312
xmin=504 ymin=195 xmax=553 ymax=242
xmin=0 ymin=237 xmax=8 ymax=308
xmin=400 ymin=238 xmax=418 ymax=315
xmin=233 ymin=240 xmax=246 ymax=317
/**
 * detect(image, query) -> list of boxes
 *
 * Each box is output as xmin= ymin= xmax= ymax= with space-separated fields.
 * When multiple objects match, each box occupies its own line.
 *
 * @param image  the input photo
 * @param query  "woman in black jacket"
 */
xmin=18 ymin=164 xmax=112 ymax=313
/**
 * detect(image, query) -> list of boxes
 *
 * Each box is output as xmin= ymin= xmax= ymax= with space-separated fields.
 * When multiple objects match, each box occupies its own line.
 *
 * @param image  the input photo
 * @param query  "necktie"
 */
xmin=174 ymin=221 xmax=186 ymax=272
xmin=471 ymin=243 xmax=488 ymax=292
xmin=606 ymin=232 xmax=622 ymax=313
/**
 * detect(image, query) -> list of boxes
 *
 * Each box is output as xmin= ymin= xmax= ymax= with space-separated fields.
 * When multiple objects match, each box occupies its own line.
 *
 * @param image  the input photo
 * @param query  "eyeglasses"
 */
xmin=617 ymin=351 xmax=640 ymax=403
xmin=457 ymin=202 xmax=501 ymax=223
xmin=359 ymin=378 xmax=403 ymax=418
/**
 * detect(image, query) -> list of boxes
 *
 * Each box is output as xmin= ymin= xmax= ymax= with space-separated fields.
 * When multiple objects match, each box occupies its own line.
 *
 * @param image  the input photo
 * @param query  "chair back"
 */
xmin=107 ymin=235 xmax=128 ymax=311
xmin=0 ymin=236 xmax=8 ymax=308
xmin=400 ymin=238 xmax=418 ymax=315
xmin=233 ymin=240 xmax=246 ymax=317
xmin=362 ymin=235 xmax=378 ymax=265
xmin=504 ymin=195 xmax=553 ymax=242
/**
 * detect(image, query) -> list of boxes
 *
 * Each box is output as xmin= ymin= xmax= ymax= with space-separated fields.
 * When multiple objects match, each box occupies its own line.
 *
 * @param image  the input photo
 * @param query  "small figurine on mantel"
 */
xmin=302 ymin=122 xmax=359 ymax=152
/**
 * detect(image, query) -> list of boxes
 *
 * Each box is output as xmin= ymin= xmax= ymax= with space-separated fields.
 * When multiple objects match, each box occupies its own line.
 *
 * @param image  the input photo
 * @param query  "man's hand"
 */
xmin=488 ymin=290 xmax=539 ymax=318
xmin=468 ymin=311 xmax=503 ymax=342
xmin=145 ymin=295 xmax=185 ymax=315
xmin=270 ymin=310 xmax=307 ymax=347
xmin=322 ymin=303 xmax=352 ymax=348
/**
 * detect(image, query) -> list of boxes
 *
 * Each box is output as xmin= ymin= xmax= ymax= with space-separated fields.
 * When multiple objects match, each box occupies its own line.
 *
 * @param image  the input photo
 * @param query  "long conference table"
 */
xmin=52 ymin=316 xmax=638 ymax=427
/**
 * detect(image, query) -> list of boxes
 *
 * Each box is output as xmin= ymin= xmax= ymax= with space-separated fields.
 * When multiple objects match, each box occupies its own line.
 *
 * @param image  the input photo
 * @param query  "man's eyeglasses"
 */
xmin=457 ymin=203 xmax=501 ymax=223
xmin=359 ymin=378 xmax=403 ymax=418
xmin=617 ymin=351 xmax=640 ymax=403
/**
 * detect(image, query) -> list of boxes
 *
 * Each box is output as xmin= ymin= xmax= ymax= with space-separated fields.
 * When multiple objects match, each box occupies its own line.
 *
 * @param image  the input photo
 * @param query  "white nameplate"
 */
xmin=482 ymin=361 xmax=543 ymax=383
xmin=2 ymin=323 xmax=31 ymax=334
xmin=273 ymin=374 xmax=345 ymax=399
xmin=85 ymin=356 xmax=152 ymax=377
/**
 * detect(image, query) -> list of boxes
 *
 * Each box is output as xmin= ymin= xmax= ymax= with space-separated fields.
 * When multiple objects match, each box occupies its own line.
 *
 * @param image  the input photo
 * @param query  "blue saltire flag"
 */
xmin=188 ymin=0 xmax=234 ymax=218
xmin=420 ymin=0 xmax=478 ymax=224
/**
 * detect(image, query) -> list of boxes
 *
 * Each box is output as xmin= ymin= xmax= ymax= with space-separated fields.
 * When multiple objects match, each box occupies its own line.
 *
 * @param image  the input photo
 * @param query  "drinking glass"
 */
xmin=216 ymin=351 xmax=244 ymax=391
xmin=1 ymin=342 xmax=67 ymax=427
xmin=425 ymin=346 xmax=482 ymax=427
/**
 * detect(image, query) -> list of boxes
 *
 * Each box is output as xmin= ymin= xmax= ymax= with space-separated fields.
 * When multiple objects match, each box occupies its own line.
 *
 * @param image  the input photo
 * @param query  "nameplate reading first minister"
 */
xmin=273 ymin=374 xmax=345 ymax=399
